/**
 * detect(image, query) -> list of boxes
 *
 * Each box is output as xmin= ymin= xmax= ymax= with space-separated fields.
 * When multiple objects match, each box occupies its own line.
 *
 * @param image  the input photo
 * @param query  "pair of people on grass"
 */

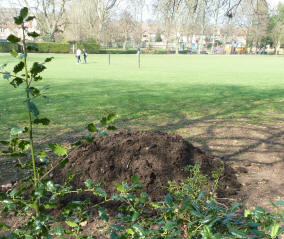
xmin=76 ymin=48 xmax=88 ymax=64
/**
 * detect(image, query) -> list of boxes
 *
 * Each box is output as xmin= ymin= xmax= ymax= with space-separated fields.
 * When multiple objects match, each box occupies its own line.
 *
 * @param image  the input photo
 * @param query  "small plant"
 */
xmin=98 ymin=167 xmax=284 ymax=238
xmin=0 ymin=7 xmax=115 ymax=238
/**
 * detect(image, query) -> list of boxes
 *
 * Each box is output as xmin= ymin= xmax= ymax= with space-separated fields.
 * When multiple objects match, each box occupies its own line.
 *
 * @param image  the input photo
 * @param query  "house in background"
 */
xmin=0 ymin=8 xmax=38 ymax=42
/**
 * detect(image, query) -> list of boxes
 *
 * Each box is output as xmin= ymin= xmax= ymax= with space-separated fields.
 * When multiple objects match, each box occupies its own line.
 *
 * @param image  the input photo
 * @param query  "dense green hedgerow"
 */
xmin=99 ymin=49 xmax=137 ymax=54
xmin=77 ymin=42 xmax=101 ymax=53
xmin=0 ymin=42 xmax=18 ymax=52
xmin=26 ymin=42 xmax=70 ymax=53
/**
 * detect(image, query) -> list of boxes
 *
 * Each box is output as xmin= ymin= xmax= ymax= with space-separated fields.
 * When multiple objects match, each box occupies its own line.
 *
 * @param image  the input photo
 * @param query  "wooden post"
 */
xmin=108 ymin=53 xmax=110 ymax=65
xmin=138 ymin=53 xmax=140 ymax=68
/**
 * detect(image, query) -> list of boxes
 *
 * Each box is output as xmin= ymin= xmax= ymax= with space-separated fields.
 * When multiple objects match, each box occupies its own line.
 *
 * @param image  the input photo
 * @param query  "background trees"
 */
xmin=3 ymin=0 xmax=283 ymax=54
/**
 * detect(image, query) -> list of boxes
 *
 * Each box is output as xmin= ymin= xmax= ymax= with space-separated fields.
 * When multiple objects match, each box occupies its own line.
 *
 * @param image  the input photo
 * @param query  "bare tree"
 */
xmin=127 ymin=0 xmax=146 ymax=46
xmin=11 ymin=0 xmax=69 ymax=42
xmin=94 ymin=0 xmax=119 ymax=42
xmin=154 ymin=0 xmax=191 ymax=53
xmin=118 ymin=10 xmax=135 ymax=49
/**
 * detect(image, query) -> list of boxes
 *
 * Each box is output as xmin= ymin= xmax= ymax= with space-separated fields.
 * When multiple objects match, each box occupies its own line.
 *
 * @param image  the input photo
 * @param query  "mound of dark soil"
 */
xmin=52 ymin=131 xmax=241 ymax=202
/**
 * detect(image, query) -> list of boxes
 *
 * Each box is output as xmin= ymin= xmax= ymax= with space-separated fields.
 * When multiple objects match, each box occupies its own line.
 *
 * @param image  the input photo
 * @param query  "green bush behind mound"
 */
xmin=26 ymin=42 xmax=70 ymax=53
xmin=99 ymin=49 xmax=137 ymax=54
xmin=0 ymin=42 xmax=18 ymax=52
xmin=77 ymin=42 xmax=100 ymax=53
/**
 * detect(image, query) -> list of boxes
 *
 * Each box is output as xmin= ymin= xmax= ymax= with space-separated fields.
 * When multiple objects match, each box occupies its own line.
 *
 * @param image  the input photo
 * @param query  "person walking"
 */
xmin=83 ymin=48 xmax=88 ymax=64
xmin=76 ymin=48 xmax=82 ymax=64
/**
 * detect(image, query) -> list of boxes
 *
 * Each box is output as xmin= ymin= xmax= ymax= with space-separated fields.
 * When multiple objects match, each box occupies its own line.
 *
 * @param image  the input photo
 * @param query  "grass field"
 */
xmin=1 ymin=53 xmax=284 ymax=141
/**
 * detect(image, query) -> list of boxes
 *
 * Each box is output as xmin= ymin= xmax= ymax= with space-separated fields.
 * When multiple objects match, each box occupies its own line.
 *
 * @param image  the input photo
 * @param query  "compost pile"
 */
xmin=52 ymin=131 xmax=241 ymax=202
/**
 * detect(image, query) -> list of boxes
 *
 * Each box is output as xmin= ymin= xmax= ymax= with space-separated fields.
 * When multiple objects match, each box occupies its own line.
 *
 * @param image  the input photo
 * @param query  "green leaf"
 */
xmin=44 ymin=57 xmax=54 ymax=63
xmin=0 ymin=222 xmax=11 ymax=230
xmin=3 ymin=71 xmax=11 ymax=80
xmin=20 ymin=7 xmax=28 ymax=19
xmin=14 ymin=16 xmax=23 ymax=25
xmin=49 ymin=143 xmax=67 ymax=156
xmin=59 ymin=157 xmax=69 ymax=168
xmin=0 ymin=140 xmax=9 ymax=145
xmin=18 ymin=140 xmax=30 ymax=151
xmin=55 ymin=225 xmax=64 ymax=236
xmin=44 ymin=202 xmax=58 ymax=209
xmin=7 ymin=34 xmax=21 ymax=43
xmin=33 ymin=118 xmax=50 ymax=125
xmin=270 ymin=222 xmax=280 ymax=238
xmin=149 ymin=202 xmax=163 ymax=209
xmin=30 ymin=62 xmax=46 ymax=76
xmin=10 ymin=49 xmax=18 ymax=58
xmin=71 ymin=141 xmax=82 ymax=147
xmin=18 ymin=53 xmax=26 ymax=59
xmin=65 ymin=220 xmax=79 ymax=228
xmin=131 ymin=211 xmax=139 ymax=221
xmin=126 ymin=228 xmax=134 ymax=235
xmin=87 ymin=123 xmax=98 ymax=132
xmin=27 ymin=87 xmax=41 ymax=96
xmin=85 ymin=179 xmax=94 ymax=189
xmin=107 ymin=125 xmax=117 ymax=130
xmin=37 ymin=151 xmax=48 ymax=163
xmin=10 ymin=127 xmax=28 ymax=136
xmin=98 ymin=131 xmax=108 ymax=136
xmin=110 ymin=231 xmax=119 ymax=239
xmin=27 ymin=31 xmax=40 ymax=38
xmin=10 ymin=77 xmax=24 ymax=88
xmin=230 ymin=202 xmax=241 ymax=212
xmin=46 ymin=181 xmax=56 ymax=192
xmin=27 ymin=45 xmax=38 ymax=52
xmin=165 ymin=194 xmax=173 ymax=207
xmin=100 ymin=117 xmax=107 ymax=126
xmin=25 ymin=16 xmax=35 ymax=22
xmin=227 ymin=224 xmax=248 ymax=238
xmin=27 ymin=101 xmax=39 ymax=116
xmin=98 ymin=207 xmax=109 ymax=222
xmin=82 ymin=134 xmax=94 ymax=142
xmin=115 ymin=183 xmax=126 ymax=193
xmin=197 ymin=191 xmax=205 ymax=200
xmin=131 ymin=174 xmax=140 ymax=185
xmin=9 ymin=189 xmax=17 ymax=197
xmin=13 ymin=61 xmax=24 ymax=74
xmin=107 ymin=113 xmax=116 ymax=123
xmin=0 ymin=63 xmax=7 ymax=70
xmin=94 ymin=187 xmax=107 ymax=198
xmin=139 ymin=192 xmax=148 ymax=203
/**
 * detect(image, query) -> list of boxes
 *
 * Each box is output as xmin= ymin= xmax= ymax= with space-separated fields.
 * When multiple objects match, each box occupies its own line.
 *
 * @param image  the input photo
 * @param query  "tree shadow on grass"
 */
xmin=1 ymin=81 xmax=284 ymax=184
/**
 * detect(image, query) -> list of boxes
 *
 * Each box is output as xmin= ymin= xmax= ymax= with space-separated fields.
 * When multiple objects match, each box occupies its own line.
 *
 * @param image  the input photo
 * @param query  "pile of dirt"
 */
xmin=52 ymin=131 xmax=241 ymax=203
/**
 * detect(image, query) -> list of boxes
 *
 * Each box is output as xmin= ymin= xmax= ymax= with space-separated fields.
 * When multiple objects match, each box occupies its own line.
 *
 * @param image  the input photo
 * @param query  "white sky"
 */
xmin=1 ymin=0 xmax=284 ymax=20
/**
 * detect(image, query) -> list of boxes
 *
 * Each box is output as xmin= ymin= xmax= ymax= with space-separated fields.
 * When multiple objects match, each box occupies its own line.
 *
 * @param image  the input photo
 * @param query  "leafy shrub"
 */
xmin=99 ymin=49 xmax=137 ymax=54
xmin=0 ymin=42 xmax=18 ymax=52
xmin=98 ymin=171 xmax=284 ymax=239
xmin=77 ymin=42 xmax=101 ymax=53
xmin=26 ymin=42 xmax=70 ymax=53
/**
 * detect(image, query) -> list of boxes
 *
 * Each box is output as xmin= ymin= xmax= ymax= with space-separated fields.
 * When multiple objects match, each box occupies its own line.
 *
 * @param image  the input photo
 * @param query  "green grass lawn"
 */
xmin=0 ymin=53 xmax=284 ymax=140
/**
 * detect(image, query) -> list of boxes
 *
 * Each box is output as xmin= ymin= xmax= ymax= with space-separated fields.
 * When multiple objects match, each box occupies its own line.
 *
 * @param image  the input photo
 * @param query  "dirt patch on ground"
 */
xmin=52 ymin=130 xmax=241 ymax=205
xmin=175 ymin=119 xmax=284 ymax=210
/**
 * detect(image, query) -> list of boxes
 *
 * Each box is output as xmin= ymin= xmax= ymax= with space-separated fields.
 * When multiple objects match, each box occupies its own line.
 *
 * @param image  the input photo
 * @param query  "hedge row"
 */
xmin=0 ymin=42 xmax=193 ymax=54
xmin=0 ymin=42 xmax=18 ymax=52
xmin=26 ymin=42 xmax=70 ymax=53
xmin=77 ymin=43 xmax=100 ymax=53
xmin=98 ymin=49 xmax=137 ymax=54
